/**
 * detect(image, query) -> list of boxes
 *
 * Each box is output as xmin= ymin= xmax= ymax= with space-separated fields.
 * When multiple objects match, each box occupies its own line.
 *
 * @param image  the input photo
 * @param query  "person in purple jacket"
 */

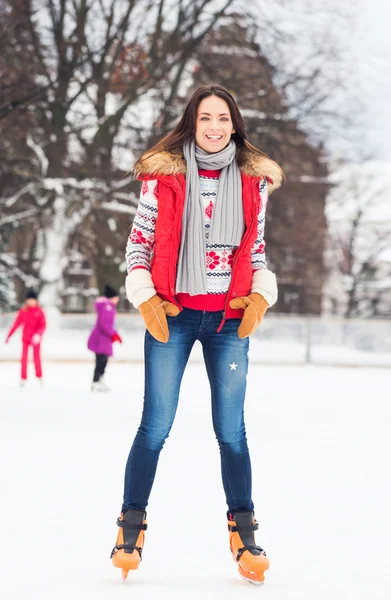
xmin=87 ymin=285 xmax=122 ymax=391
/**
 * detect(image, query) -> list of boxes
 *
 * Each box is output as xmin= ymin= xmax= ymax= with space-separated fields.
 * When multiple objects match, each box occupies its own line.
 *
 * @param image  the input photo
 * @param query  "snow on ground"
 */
xmin=1 ymin=361 xmax=391 ymax=600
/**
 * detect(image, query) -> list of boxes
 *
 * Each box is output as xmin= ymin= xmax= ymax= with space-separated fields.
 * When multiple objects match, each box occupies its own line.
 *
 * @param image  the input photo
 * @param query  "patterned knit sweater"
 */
xmin=126 ymin=169 xmax=269 ymax=311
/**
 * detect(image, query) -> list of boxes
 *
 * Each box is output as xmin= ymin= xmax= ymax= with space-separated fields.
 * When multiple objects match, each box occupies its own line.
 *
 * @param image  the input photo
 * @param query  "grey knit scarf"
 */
xmin=176 ymin=139 xmax=244 ymax=296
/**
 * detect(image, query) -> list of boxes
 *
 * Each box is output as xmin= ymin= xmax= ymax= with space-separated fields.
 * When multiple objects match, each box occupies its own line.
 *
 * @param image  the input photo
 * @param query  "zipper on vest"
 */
xmin=217 ymin=178 xmax=259 ymax=333
xmin=216 ymin=312 xmax=226 ymax=333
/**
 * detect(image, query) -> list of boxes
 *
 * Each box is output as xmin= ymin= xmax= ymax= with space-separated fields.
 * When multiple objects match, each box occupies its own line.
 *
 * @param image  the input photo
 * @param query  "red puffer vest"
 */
xmin=138 ymin=172 xmax=262 ymax=328
xmin=135 ymin=146 xmax=283 ymax=329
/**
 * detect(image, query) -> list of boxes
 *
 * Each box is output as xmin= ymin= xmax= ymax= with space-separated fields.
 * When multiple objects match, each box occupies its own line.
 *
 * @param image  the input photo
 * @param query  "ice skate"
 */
xmin=91 ymin=380 xmax=110 ymax=392
xmin=111 ymin=509 xmax=147 ymax=580
xmin=228 ymin=511 xmax=269 ymax=586
xmin=20 ymin=380 xmax=26 ymax=388
xmin=99 ymin=379 xmax=111 ymax=392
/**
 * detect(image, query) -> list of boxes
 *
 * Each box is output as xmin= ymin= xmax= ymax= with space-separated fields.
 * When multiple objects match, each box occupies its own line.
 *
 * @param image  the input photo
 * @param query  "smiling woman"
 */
xmin=113 ymin=84 xmax=283 ymax=585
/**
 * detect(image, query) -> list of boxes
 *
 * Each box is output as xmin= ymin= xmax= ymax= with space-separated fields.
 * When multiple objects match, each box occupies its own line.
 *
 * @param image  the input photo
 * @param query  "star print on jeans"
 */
xmin=229 ymin=362 xmax=238 ymax=371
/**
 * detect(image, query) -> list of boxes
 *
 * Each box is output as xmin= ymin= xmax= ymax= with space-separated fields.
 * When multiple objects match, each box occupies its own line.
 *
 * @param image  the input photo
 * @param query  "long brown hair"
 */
xmin=132 ymin=84 xmax=270 ymax=173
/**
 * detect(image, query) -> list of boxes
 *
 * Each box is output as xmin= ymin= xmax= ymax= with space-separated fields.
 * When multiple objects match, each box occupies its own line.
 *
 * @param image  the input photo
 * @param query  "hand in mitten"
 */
xmin=32 ymin=334 xmax=41 ymax=346
xmin=229 ymin=293 xmax=269 ymax=339
xmin=112 ymin=332 xmax=123 ymax=344
xmin=138 ymin=294 xmax=180 ymax=343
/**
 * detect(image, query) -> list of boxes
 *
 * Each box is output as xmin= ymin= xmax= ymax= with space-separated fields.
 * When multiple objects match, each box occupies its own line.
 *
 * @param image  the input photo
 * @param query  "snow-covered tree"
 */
xmin=325 ymin=161 xmax=391 ymax=317
xmin=0 ymin=225 xmax=17 ymax=311
xmin=0 ymin=0 xmax=239 ymax=309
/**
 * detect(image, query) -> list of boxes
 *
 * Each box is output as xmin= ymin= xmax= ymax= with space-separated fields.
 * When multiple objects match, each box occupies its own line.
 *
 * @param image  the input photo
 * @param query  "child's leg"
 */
xmin=100 ymin=355 xmax=109 ymax=379
xmin=33 ymin=343 xmax=42 ymax=379
xmin=21 ymin=342 xmax=29 ymax=381
xmin=93 ymin=354 xmax=107 ymax=382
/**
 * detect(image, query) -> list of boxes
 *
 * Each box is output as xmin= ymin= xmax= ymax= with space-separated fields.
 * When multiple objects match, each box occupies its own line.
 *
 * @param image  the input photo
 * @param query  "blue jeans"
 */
xmin=122 ymin=308 xmax=254 ymax=513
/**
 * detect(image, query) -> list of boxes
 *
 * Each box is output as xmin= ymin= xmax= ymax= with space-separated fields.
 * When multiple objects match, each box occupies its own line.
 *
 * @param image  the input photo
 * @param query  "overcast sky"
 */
xmin=353 ymin=0 xmax=391 ymax=159
xmin=257 ymin=0 xmax=391 ymax=161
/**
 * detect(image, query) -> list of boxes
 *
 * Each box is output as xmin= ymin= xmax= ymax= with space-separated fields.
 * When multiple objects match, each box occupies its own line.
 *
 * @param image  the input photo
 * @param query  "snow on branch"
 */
xmin=101 ymin=201 xmax=135 ymax=214
xmin=112 ymin=175 xmax=134 ymax=189
xmin=26 ymin=136 xmax=49 ymax=177
xmin=0 ymin=208 xmax=39 ymax=226
xmin=3 ymin=176 xmax=132 ymax=210
xmin=5 ymin=183 xmax=37 ymax=207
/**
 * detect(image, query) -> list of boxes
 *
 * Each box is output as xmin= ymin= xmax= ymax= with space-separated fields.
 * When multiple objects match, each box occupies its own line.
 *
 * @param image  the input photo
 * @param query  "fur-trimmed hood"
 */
xmin=134 ymin=146 xmax=283 ymax=193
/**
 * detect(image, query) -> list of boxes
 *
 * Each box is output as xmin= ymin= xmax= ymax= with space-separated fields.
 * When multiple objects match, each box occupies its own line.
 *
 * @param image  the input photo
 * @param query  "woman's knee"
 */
xmin=135 ymin=420 xmax=173 ymax=451
xmin=215 ymin=424 xmax=248 ymax=454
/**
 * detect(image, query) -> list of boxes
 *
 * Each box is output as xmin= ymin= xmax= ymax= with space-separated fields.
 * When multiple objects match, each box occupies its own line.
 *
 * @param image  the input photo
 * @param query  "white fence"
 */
xmin=1 ymin=313 xmax=391 ymax=367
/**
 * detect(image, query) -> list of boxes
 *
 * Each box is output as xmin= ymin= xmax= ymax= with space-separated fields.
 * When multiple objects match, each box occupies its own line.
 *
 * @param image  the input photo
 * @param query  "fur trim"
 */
xmin=237 ymin=148 xmax=283 ymax=193
xmin=126 ymin=268 xmax=156 ymax=308
xmin=134 ymin=146 xmax=283 ymax=193
xmin=134 ymin=150 xmax=186 ymax=178
xmin=251 ymin=269 xmax=278 ymax=307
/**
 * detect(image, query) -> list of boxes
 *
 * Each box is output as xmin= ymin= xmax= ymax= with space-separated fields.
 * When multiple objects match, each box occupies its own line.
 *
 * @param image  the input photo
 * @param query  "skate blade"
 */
xmin=240 ymin=573 xmax=264 ymax=586
xmin=238 ymin=564 xmax=265 ymax=586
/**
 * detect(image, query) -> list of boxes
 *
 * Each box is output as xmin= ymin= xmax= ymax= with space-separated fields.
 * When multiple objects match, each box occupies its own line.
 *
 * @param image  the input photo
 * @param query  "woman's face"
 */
xmin=195 ymin=95 xmax=235 ymax=153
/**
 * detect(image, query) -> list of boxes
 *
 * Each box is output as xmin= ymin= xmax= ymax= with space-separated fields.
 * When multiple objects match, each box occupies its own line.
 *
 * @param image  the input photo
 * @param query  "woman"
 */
xmin=5 ymin=289 xmax=46 ymax=386
xmin=111 ymin=85 xmax=282 ymax=585
xmin=87 ymin=284 xmax=122 ymax=392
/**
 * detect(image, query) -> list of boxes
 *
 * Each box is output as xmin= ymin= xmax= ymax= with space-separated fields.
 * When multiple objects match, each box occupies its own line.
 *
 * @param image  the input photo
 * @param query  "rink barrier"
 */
xmin=1 ymin=313 xmax=391 ymax=367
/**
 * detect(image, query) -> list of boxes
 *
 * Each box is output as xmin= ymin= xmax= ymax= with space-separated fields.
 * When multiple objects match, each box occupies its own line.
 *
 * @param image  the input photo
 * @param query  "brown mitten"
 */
xmin=229 ymin=293 xmax=269 ymax=338
xmin=138 ymin=294 xmax=180 ymax=343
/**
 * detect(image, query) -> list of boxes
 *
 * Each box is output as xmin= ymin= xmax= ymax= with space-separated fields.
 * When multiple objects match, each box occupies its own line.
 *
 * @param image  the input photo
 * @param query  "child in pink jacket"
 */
xmin=87 ymin=285 xmax=122 ymax=391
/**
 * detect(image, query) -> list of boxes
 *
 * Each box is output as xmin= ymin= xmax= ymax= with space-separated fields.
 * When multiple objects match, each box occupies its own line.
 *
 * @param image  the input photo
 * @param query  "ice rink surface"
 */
xmin=1 ymin=360 xmax=390 ymax=599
